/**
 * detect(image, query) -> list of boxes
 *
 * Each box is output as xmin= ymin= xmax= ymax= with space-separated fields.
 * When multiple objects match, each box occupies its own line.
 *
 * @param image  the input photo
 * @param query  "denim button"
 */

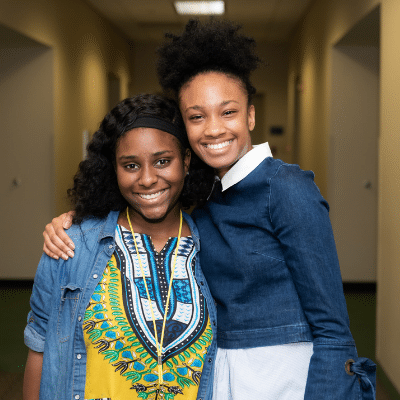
xmin=208 ymin=358 xmax=212 ymax=363
xmin=200 ymin=281 xmax=204 ymax=285
xmin=75 ymin=395 xmax=80 ymax=400
xmin=109 ymin=245 xmax=113 ymax=249
xmin=93 ymin=274 xmax=98 ymax=279
xmin=78 ymin=316 xmax=82 ymax=322
xmin=77 ymin=354 xmax=82 ymax=360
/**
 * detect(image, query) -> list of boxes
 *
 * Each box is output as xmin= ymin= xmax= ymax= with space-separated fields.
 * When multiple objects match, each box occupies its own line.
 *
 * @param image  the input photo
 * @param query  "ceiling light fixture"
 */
xmin=174 ymin=1 xmax=225 ymax=15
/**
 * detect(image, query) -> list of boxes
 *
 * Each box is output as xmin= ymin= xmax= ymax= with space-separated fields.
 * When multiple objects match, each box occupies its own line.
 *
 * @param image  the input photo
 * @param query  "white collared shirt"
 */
xmin=220 ymin=142 xmax=273 ymax=191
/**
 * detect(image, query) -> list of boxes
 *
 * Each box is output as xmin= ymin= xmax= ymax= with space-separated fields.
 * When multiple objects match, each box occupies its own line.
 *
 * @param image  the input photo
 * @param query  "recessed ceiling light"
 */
xmin=174 ymin=1 xmax=225 ymax=15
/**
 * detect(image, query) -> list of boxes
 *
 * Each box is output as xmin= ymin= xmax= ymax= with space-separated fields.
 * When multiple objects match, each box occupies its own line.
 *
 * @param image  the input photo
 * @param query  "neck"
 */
xmin=122 ymin=206 xmax=187 ymax=253
xmin=119 ymin=206 xmax=184 ymax=239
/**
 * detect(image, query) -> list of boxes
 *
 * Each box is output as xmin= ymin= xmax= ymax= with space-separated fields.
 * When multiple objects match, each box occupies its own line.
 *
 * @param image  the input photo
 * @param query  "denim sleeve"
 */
xmin=24 ymin=252 xmax=60 ymax=353
xmin=269 ymin=165 xmax=376 ymax=399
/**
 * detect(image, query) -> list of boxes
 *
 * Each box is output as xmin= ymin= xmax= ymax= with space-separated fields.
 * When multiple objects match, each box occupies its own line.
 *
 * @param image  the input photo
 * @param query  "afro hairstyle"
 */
xmin=157 ymin=18 xmax=261 ymax=103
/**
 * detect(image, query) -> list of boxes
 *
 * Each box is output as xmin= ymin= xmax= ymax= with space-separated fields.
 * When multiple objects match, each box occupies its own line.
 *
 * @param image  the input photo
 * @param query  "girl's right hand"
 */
xmin=43 ymin=211 xmax=75 ymax=260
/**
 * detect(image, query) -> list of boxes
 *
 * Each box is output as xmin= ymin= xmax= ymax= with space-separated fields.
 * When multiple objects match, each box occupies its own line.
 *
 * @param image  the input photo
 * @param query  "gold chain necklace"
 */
xmin=126 ymin=207 xmax=183 ymax=390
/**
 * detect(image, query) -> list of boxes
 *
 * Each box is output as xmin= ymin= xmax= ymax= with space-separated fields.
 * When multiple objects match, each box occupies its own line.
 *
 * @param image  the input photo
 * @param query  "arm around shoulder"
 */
xmin=43 ymin=211 xmax=75 ymax=260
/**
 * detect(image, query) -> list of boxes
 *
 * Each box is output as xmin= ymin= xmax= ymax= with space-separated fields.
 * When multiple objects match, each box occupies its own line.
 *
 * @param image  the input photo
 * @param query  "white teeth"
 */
xmin=206 ymin=140 xmax=232 ymax=150
xmin=138 ymin=190 xmax=165 ymax=200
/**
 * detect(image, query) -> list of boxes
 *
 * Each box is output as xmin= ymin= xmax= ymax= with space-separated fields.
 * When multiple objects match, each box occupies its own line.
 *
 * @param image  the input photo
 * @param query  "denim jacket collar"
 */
xmin=183 ymin=211 xmax=200 ymax=251
xmin=98 ymin=210 xmax=119 ymax=242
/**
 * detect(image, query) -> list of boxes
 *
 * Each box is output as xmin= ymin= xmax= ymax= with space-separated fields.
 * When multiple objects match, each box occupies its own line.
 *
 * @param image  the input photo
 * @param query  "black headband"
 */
xmin=125 ymin=115 xmax=189 ymax=148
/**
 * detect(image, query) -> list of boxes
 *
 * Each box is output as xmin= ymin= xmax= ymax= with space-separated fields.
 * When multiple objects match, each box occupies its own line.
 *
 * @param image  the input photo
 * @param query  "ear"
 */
xmin=247 ymin=104 xmax=255 ymax=132
xmin=183 ymin=148 xmax=191 ymax=175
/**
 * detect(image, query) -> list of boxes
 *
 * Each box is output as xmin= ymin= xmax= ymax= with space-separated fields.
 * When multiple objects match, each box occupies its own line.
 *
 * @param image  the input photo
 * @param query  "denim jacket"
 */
xmin=24 ymin=211 xmax=217 ymax=400
xmin=192 ymin=156 xmax=376 ymax=399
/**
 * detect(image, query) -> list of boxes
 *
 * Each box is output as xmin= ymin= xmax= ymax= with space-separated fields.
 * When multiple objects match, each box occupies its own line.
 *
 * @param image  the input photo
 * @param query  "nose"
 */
xmin=138 ymin=165 xmax=157 ymax=187
xmin=204 ymin=115 xmax=226 ymax=137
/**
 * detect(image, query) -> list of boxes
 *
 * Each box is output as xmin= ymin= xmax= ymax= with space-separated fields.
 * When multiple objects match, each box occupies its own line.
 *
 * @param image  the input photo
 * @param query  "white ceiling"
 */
xmin=84 ymin=0 xmax=314 ymax=42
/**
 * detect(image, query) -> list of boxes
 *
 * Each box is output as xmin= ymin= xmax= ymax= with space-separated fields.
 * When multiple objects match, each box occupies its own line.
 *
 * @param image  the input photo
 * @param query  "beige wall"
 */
xmin=0 ymin=0 xmax=132 ymax=215
xmin=288 ymin=0 xmax=400 ymax=391
xmin=1 ymin=35 xmax=55 ymax=278
xmin=329 ymin=44 xmax=379 ymax=283
xmin=253 ymin=42 xmax=291 ymax=163
xmin=377 ymin=0 xmax=400 ymax=391
xmin=288 ymin=0 xmax=379 ymax=194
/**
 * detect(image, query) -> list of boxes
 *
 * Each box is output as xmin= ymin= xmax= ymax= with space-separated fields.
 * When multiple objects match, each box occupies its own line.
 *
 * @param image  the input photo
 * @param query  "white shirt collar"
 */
xmin=220 ymin=142 xmax=273 ymax=191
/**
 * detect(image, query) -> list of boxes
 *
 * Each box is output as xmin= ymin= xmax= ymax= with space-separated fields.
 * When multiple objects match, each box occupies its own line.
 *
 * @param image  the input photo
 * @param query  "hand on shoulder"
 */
xmin=43 ymin=211 xmax=75 ymax=260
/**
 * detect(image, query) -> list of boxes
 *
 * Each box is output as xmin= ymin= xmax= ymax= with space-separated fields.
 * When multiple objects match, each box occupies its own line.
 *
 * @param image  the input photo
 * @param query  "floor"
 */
xmin=0 ymin=284 xmax=397 ymax=399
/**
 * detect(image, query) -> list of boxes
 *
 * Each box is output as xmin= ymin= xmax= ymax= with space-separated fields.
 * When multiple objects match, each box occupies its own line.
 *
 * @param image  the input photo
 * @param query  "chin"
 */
xmin=210 ymin=158 xmax=237 ymax=172
xmin=140 ymin=212 xmax=169 ymax=224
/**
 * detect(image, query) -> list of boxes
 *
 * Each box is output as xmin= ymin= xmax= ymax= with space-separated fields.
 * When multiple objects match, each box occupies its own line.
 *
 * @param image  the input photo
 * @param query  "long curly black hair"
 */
xmin=68 ymin=94 xmax=215 ymax=224
xmin=157 ymin=18 xmax=261 ymax=103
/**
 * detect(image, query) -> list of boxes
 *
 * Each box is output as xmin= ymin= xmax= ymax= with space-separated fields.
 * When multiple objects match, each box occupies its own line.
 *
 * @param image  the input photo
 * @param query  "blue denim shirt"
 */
xmin=192 ymin=157 xmax=376 ymax=399
xmin=24 ymin=211 xmax=217 ymax=400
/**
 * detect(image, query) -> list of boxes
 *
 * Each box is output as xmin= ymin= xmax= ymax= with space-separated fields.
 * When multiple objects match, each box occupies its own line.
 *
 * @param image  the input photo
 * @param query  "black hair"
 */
xmin=68 ymin=93 xmax=215 ymax=224
xmin=157 ymin=18 xmax=261 ymax=103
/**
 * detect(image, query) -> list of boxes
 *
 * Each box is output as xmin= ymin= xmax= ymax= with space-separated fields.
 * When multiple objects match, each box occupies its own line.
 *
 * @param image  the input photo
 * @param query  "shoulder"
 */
xmin=256 ymin=157 xmax=314 ymax=182
xmin=36 ymin=217 xmax=107 ymax=268
xmin=242 ymin=157 xmax=312 ymax=187
xmin=266 ymin=161 xmax=328 ymax=213
xmin=35 ymin=212 xmax=118 ymax=282
xmin=68 ymin=218 xmax=104 ymax=236
xmin=247 ymin=158 xmax=317 ymax=196
xmin=67 ymin=211 xmax=118 ymax=240
xmin=271 ymin=161 xmax=316 ymax=189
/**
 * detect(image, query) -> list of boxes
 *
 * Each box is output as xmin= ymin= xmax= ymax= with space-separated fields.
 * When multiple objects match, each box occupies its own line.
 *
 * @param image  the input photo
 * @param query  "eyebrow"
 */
xmin=118 ymin=150 xmax=174 ymax=161
xmin=185 ymin=100 xmax=239 ymax=112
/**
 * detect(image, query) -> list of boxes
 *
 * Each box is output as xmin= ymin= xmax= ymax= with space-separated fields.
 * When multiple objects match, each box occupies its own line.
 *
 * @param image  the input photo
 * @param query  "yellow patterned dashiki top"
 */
xmin=84 ymin=225 xmax=213 ymax=400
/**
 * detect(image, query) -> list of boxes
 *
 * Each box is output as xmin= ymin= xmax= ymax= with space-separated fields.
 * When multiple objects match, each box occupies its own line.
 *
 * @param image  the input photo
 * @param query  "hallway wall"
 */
xmin=0 ymin=0 xmax=132 ymax=216
xmin=0 ymin=34 xmax=55 ymax=278
xmin=288 ymin=0 xmax=400 ymax=392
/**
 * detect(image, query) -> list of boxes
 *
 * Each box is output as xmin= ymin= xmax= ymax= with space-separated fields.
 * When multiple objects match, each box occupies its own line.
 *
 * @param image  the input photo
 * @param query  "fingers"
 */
xmin=63 ymin=211 xmax=74 ymax=229
xmin=54 ymin=214 xmax=75 ymax=251
xmin=42 ymin=213 xmax=75 ymax=260
xmin=43 ymin=223 xmax=73 ymax=260
xmin=43 ymin=241 xmax=61 ymax=261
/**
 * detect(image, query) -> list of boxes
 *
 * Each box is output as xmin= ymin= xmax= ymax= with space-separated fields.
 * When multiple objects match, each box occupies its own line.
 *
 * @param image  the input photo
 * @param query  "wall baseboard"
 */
xmin=343 ymin=282 xmax=376 ymax=292
xmin=0 ymin=279 xmax=34 ymax=289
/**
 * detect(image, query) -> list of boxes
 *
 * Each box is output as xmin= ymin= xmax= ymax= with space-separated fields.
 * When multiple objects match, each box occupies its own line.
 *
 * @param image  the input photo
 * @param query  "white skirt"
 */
xmin=212 ymin=342 xmax=313 ymax=400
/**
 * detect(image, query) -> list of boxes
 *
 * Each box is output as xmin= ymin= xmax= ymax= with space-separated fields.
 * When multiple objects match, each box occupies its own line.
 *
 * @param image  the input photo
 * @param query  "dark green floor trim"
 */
xmin=377 ymin=364 xmax=400 ymax=400
xmin=0 ymin=284 xmax=33 ymax=372
xmin=0 ymin=280 xmax=34 ymax=289
xmin=343 ymin=282 xmax=376 ymax=293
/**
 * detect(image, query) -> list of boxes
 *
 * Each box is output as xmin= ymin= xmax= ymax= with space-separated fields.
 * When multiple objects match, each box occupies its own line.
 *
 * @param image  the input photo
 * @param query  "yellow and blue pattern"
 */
xmin=83 ymin=226 xmax=213 ymax=400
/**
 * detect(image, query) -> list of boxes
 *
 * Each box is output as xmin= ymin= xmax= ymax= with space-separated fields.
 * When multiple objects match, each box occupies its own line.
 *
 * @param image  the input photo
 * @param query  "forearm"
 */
xmin=23 ymin=349 xmax=43 ymax=400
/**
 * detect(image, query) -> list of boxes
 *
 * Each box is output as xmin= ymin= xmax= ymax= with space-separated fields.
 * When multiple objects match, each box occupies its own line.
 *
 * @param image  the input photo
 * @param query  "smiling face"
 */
xmin=115 ymin=127 xmax=190 ymax=224
xmin=179 ymin=71 xmax=255 ymax=178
